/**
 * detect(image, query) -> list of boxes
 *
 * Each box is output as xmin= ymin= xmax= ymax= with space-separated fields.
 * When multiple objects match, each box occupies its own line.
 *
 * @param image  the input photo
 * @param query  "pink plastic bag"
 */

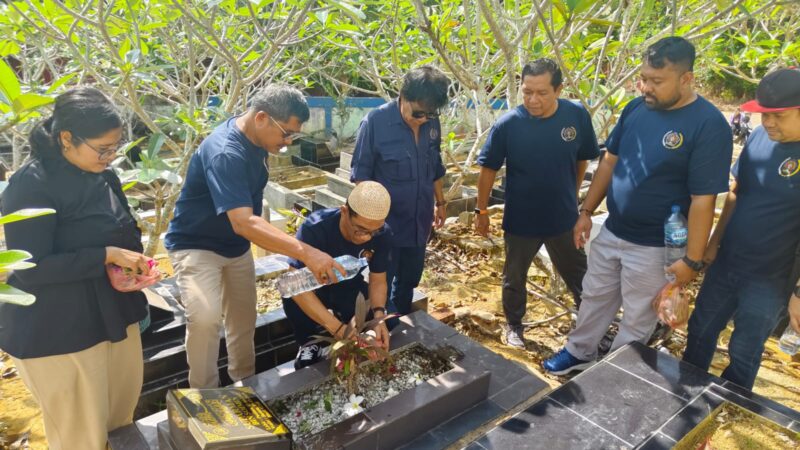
xmin=651 ymin=283 xmax=689 ymax=329
xmin=106 ymin=259 xmax=162 ymax=292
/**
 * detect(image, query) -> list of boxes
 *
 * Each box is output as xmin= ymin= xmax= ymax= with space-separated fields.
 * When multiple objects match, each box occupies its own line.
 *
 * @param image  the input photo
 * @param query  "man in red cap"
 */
xmin=683 ymin=68 xmax=800 ymax=390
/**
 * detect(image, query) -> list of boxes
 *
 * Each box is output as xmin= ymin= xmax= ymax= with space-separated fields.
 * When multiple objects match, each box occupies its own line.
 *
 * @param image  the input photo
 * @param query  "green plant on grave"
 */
xmin=310 ymin=296 xmax=397 ymax=396
xmin=276 ymin=208 xmax=309 ymax=236
xmin=0 ymin=208 xmax=56 ymax=306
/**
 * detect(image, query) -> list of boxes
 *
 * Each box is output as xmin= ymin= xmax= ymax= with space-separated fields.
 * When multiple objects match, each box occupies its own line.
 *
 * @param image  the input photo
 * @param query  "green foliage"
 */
xmin=0 ymin=208 xmax=57 ymax=306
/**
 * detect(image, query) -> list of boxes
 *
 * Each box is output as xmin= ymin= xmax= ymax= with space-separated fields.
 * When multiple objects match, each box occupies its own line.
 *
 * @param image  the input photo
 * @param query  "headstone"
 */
xmin=165 ymin=387 xmax=291 ymax=449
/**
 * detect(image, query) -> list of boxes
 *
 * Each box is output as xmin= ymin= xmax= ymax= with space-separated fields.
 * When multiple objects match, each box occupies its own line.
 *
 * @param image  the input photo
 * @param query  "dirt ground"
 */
xmin=0 ymin=107 xmax=786 ymax=450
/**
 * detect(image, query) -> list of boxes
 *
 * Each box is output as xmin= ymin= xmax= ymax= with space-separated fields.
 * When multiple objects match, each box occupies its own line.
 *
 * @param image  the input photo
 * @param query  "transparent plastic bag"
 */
xmin=106 ymin=259 xmax=162 ymax=292
xmin=651 ymin=283 xmax=689 ymax=329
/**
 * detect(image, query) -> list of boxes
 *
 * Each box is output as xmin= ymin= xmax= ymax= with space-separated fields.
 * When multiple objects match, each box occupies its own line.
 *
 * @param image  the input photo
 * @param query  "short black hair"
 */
xmin=521 ymin=58 xmax=562 ymax=88
xmin=250 ymin=84 xmax=310 ymax=122
xmin=400 ymin=66 xmax=450 ymax=111
xmin=643 ymin=37 xmax=696 ymax=72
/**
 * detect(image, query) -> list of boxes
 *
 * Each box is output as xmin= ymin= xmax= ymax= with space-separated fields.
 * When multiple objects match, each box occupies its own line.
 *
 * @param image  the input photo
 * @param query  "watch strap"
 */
xmin=681 ymin=255 xmax=704 ymax=271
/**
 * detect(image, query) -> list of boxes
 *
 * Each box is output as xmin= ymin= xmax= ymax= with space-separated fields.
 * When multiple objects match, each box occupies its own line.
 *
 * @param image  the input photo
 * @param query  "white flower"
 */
xmin=343 ymin=394 xmax=365 ymax=417
xmin=386 ymin=387 xmax=399 ymax=398
xmin=407 ymin=373 xmax=423 ymax=386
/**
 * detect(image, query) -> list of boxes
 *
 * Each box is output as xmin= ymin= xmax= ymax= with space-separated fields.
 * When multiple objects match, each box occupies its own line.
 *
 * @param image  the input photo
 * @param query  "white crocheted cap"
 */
xmin=348 ymin=181 xmax=391 ymax=220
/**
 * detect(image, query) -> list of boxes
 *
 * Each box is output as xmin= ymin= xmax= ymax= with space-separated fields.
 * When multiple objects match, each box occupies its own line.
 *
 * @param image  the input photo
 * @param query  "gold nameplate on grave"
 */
xmin=166 ymin=387 xmax=291 ymax=450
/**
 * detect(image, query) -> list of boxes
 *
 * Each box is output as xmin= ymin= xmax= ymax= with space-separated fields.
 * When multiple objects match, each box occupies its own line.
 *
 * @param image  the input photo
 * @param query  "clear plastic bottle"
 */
xmin=779 ymin=325 xmax=800 ymax=355
xmin=664 ymin=205 xmax=688 ymax=280
xmin=276 ymin=255 xmax=368 ymax=298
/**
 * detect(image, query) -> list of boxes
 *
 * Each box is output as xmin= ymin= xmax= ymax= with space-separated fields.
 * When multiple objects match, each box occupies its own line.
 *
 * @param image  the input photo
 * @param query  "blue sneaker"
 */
xmin=542 ymin=347 xmax=594 ymax=375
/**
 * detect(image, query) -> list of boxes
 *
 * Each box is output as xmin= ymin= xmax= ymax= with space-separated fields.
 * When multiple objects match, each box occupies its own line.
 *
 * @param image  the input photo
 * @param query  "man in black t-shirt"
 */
xmin=683 ymin=68 xmax=800 ymax=390
xmin=283 ymin=181 xmax=393 ymax=369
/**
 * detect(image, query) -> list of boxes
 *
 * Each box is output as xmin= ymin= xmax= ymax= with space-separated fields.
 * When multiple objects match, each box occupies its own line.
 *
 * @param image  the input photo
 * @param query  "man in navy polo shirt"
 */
xmin=283 ymin=181 xmax=393 ymax=369
xmin=683 ymin=68 xmax=800 ymax=390
xmin=544 ymin=37 xmax=733 ymax=375
xmin=165 ymin=85 xmax=344 ymax=388
xmin=475 ymin=58 xmax=599 ymax=349
xmin=350 ymin=66 xmax=450 ymax=317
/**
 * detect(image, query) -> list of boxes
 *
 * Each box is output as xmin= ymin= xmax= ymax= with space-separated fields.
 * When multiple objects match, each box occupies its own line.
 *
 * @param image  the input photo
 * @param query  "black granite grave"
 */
xmin=109 ymin=311 xmax=549 ymax=450
xmin=136 ymin=255 xmax=428 ymax=418
xmin=466 ymin=342 xmax=800 ymax=449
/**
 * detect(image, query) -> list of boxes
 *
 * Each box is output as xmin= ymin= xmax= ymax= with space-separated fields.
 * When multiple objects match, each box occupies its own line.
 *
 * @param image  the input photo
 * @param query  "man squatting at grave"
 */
xmin=282 ymin=181 xmax=394 ymax=370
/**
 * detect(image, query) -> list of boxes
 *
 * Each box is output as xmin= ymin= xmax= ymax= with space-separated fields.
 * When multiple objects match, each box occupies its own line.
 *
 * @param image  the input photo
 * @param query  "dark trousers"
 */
xmin=386 ymin=246 xmax=427 ymax=316
xmin=683 ymin=261 xmax=789 ymax=390
xmin=503 ymin=230 xmax=587 ymax=326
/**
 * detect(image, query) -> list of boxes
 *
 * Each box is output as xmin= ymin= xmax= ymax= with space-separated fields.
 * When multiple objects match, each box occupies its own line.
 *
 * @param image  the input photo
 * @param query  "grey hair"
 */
xmin=249 ymin=84 xmax=310 ymax=122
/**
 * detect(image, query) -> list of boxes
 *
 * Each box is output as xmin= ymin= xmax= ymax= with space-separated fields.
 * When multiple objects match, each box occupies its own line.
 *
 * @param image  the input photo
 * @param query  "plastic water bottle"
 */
xmin=276 ymin=255 xmax=368 ymax=298
xmin=779 ymin=325 xmax=800 ymax=355
xmin=664 ymin=205 xmax=688 ymax=280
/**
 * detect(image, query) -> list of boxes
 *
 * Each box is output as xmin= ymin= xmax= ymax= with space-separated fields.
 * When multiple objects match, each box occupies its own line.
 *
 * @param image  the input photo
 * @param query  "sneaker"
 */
xmin=503 ymin=324 xmax=526 ymax=349
xmin=542 ymin=347 xmax=594 ymax=375
xmin=294 ymin=343 xmax=322 ymax=370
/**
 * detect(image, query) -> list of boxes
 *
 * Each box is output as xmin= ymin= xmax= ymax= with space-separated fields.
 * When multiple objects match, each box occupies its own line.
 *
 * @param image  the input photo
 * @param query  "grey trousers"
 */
xmin=503 ymin=230 xmax=588 ymax=326
xmin=566 ymin=225 xmax=666 ymax=360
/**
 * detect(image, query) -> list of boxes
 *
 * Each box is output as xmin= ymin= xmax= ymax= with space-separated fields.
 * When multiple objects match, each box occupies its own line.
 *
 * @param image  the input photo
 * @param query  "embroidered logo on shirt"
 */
xmin=359 ymin=249 xmax=374 ymax=262
xmin=662 ymin=131 xmax=684 ymax=150
xmin=779 ymin=157 xmax=800 ymax=178
xmin=429 ymin=128 xmax=439 ymax=140
xmin=561 ymin=126 xmax=577 ymax=142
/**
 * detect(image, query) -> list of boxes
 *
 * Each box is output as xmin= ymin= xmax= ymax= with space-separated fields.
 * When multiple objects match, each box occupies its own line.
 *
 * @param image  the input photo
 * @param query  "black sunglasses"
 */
xmin=411 ymin=110 xmax=440 ymax=120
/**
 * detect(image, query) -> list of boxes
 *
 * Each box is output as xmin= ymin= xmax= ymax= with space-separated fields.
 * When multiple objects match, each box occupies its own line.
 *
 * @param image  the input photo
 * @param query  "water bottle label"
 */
xmin=667 ymin=229 xmax=687 ymax=245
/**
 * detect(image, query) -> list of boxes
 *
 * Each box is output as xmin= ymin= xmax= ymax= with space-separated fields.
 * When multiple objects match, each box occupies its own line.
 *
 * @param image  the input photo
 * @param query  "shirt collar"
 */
xmin=387 ymin=99 xmax=404 ymax=126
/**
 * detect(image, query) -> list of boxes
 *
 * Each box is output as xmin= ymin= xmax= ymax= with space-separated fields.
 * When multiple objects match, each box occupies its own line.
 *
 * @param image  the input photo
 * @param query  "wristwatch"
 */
xmin=681 ymin=255 xmax=705 ymax=271
xmin=474 ymin=208 xmax=489 ymax=215
xmin=371 ymin=306 xmax=387 ymax=315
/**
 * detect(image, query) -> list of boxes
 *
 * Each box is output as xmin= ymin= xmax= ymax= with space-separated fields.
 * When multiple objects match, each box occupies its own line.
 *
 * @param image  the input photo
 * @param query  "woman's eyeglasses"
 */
xmin=80 ymin=139 xmax=128 ymax=161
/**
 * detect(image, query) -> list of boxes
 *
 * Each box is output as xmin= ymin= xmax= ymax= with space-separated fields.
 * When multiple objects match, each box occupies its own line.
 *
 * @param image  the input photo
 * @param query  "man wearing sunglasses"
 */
xmin=282 ymin=181 xmax=393 ymax=369
xmin=350 ymin=66 xmax=450 ymax=318
xmin=165 ymin=85 xmax=344 ymax=388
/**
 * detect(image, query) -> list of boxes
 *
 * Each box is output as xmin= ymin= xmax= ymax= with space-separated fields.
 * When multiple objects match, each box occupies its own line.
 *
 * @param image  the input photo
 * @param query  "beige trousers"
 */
xmin=12 ymin=323 xmax=143 ymax=450
xmin=168 ymin=249 xmax=257 ymax=388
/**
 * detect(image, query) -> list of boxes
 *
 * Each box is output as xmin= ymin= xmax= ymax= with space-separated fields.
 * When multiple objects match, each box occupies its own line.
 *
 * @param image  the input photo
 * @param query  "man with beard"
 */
xmin=544 ymin=36 xmax=733 ymax=375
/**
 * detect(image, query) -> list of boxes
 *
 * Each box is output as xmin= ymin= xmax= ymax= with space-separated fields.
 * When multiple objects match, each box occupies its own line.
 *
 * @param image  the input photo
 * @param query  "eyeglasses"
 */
xmin=352 ymin=224 xmax=385 ymax=238
xmin=411 ymin=109 xmax=440 ymax=120
xmin=80 ymin=139 xmax=128 ymax=161
xmin=270 ymin=116 xmax=305 ymax=141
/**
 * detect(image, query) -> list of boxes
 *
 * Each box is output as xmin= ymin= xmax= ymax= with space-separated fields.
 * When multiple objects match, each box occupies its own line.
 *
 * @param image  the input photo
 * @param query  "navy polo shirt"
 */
xmin=288 ymin=209 xmax=391 ymax=304
xmin=165 ymin=117 xmax=268 ymax=257
xmin=477 ymin=100 xmax=600 ymax=237
xmin=350 ymin=100 xmax=446 ymax=248
xmin=719 ymin=127 xmax=800 ymax=278
xmin=605 ymin=96 xmax=733 ymax=246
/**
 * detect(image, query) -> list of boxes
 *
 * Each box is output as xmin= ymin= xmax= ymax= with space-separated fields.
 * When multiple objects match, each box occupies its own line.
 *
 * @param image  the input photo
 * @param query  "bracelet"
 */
xmin=473 ymin=208 xmax=489 ymax=215
xmin=333 ymin=322 xmax=345 ymax=337
xmin=578 ymin=207 xmax=593 ymax=216
xmin=371 ymin=306 xmax=387 ymax=315
xmin=436 ymin=200 xmax=447 ymax=207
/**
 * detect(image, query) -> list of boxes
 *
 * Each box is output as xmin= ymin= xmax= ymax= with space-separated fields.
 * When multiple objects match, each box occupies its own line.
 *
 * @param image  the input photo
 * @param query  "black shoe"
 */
xmin=294 ymin=343 xmax=322 ymax=370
